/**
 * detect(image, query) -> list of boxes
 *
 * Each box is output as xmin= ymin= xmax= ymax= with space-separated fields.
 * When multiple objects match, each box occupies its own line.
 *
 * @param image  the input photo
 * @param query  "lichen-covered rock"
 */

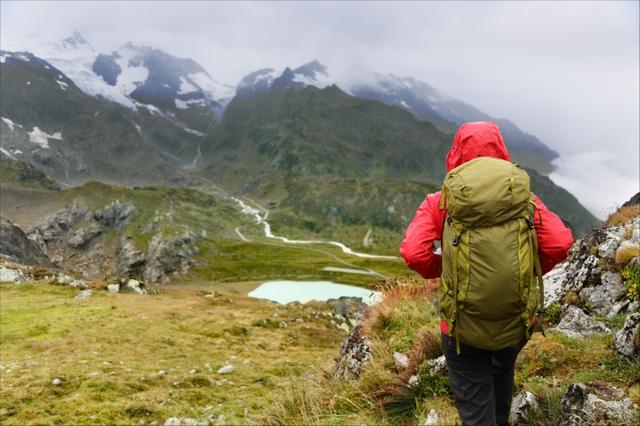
xmin=559 ymin=383 xmax=634 ymax=425
xmin=393 ymin=352 xmax=409 ymax=370
xmin=332 ymin=325 xmax=373 ymax=380
xmin=553 ymin=306 xmax=610 ymax=338
xmin=327 ymin=296 xmax=367 ymax=322
xmin=122 ymin=278 xmax=147 ymax=294
xmin=427 ymin=355 xmax=447 ymax=376
xmin=106 ymin=283 xmax=120 ymax=293
xmin=509 ymin=390 xmax=539 ymax=425
xmin=93 ymin=200 xmax=135 ymax=227
xmin=614 ymin=313 xmax=640 ymax=358
xmin=579 ymin=271 xmax=626 ymax=315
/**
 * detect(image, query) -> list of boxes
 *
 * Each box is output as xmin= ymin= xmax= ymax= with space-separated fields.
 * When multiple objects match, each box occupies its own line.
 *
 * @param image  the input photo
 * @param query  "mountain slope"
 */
xmin=236 ymin=61 xmax=558 ymax=173
xmin=0 ymin=51 xmax=205 ymax=186
xmin=1 ymin=29 xmax=232 ymax=130
xmin=202 ymin=85 xmax=598 ymax=235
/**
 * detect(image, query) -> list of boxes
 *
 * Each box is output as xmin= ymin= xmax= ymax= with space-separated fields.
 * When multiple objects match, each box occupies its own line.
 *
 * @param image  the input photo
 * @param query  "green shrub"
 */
xmin=622 ymin=263 xmax=640 ymax=301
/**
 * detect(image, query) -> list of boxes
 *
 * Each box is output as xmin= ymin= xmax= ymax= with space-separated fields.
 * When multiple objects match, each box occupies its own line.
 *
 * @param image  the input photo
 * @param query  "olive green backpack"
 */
xmin=438 ymin=157 xmax=544 ymax=352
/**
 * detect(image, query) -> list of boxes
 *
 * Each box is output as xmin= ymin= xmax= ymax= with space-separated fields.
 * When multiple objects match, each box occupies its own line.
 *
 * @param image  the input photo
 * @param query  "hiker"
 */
xmin=400 ymin=121 xmax=573 ymax=426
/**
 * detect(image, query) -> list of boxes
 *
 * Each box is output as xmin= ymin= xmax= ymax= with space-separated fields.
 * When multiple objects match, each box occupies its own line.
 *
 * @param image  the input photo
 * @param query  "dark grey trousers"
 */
xmin=441 ymin=333 xmax=526 ymax=426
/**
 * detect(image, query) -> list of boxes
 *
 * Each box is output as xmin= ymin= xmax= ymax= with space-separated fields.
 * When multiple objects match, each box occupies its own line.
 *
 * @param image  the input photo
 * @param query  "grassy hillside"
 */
xmin=265 ymin=279 xmax=640 ymax=425
xmin=1 ymin=165 xmax=410 ymax=286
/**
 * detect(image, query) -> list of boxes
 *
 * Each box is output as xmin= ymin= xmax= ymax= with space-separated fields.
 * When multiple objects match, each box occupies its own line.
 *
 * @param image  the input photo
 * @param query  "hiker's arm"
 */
xmin=533 ymin=194 xmax=573 ymax=274
xmin=400 ymin=192 xmax=446 ymax=279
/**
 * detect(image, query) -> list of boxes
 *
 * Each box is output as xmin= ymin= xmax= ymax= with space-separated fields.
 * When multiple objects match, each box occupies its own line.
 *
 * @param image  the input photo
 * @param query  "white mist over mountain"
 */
xmin=1 ymin=1 xmax=638 ymax=218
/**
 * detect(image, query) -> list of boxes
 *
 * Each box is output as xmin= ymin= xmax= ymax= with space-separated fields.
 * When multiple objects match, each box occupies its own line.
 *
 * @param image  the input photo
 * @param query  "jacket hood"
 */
xmin=445 ymin=121 xmax=511 ymax=171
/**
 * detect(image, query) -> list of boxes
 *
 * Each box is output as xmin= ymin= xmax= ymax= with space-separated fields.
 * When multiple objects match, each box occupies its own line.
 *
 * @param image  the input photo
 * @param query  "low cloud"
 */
xmin=549 ymin=151 xmax=639 ymax=220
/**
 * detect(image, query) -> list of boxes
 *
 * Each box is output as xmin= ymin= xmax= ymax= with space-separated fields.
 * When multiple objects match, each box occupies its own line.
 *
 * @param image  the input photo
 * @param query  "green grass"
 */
xmin=0 ymin=282 xmax=347 ymax=425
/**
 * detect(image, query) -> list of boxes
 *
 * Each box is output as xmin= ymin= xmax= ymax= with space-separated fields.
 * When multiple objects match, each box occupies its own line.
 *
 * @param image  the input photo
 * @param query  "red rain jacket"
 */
xmin=400 ymin=121 xmax=573 ymax=279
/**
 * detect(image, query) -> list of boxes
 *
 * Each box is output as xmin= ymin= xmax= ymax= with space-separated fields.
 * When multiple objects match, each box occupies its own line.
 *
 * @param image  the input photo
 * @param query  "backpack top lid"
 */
xmin=441 ymin=156 xmax=531 ymax=228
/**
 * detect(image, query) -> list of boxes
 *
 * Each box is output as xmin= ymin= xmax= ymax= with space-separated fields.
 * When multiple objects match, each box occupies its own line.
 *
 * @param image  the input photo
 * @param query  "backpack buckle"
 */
xmin=452 ymin=234 xmax=461 ymax=246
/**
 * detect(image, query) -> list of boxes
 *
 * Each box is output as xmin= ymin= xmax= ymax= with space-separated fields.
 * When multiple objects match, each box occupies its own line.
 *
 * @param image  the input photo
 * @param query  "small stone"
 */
xmin=107 ymin=284 xmax=120 ymax=293
xmin=393 ymin=351 xmax=410 ymax=370
xmin=217 ymin=365 xmax=235 ymax=374
xmin=427 ymin=355 xmax=448 ymax=375
xmin=407 ymin=374 xmax=420 ymax=388
xmin=163 ymin=418 xmax=181 ymax=426
xmin=336 ymin=322 xmax=350 ymax=333
xmin=422 ymin=409 xmax=439 ymax=426
xmin=278 ymin=321 xmax=287 ymax=328
xmin=51 ymin=378 xmax=62 ymax=386
xmin=74 ymin=289 xmax=93 ymax=299
xmin=158 ymin=370 xmax=167 ymax=377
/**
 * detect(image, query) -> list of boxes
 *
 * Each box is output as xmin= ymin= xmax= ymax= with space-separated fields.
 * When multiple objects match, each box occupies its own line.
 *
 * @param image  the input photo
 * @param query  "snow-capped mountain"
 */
xmin=236 ymin=60 xmax=337 ymax=96
xmin=236 ymin=60 xmax=559 ymax=167
xmin=1 ymin=28 xmax=234 ymax=121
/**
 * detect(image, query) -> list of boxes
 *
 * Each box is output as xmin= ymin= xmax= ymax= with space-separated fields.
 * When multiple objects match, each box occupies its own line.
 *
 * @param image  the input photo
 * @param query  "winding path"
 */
xmin=230 ymin=196 xmax=400 ymax=262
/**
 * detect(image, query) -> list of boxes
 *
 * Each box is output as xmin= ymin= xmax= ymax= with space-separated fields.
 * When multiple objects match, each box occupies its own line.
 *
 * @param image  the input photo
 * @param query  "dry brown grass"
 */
xmin=616 ymin=245 xmax=640 ymax=265
xmin=606 ymin=205 xmax=640 ymax=226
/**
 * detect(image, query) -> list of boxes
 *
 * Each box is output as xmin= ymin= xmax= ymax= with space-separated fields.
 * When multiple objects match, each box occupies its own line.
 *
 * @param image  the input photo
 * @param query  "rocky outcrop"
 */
xmin=543 ymin=215 xmax=638 ymax=340
xmin=559 ymin=383 xmax=635 ymax=425
xmin=67 ymin=223 xmax=103 ymax=249
xmin=27 ymin=201 xmax=89 ymax=253
xmin=93 ymin=200 xmax=135 ymax=227
xmin=116 ymin=236 xmax=145 ymax=278
xmin=0 ymin=217 xmax=51 ymax=266
xmin=614 ymin=313 xmax=640 ymax=358
xmin=332 ymin=325 xmax=373 ymax=380
xmin=143 ymin=232 xmax=198 ymax=284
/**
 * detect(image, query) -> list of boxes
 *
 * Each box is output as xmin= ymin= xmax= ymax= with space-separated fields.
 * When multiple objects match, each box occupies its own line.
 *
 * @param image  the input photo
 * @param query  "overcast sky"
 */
xmin=1 ymin=1 xmax=638 ymax=218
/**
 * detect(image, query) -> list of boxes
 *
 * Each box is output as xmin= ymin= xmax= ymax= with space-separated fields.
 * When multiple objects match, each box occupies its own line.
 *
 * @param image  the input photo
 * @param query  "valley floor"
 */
xmin=0 ymin=281 xmax=345 ymax=425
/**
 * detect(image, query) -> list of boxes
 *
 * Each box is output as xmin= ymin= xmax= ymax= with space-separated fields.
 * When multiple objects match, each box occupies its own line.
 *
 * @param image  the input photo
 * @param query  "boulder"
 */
xmin=122 ymin=279 xmax=147 ymax=294
xmin=0 ymin=266 xmax=26 ymax=283
xmin=332 ymin=325 xmax=373 ymax=380
xmin=327 ymin=296 xmax=367 ymax=322
xmin=559 ymin=383 xmax=634 ymax=425
xmin=614 ymin=313 xmax=640 ymax=358
xmin=93 ymin=200 xmax=135 ymax=227
xmin=0 ymin=217 xmax=51 ymax=266
xmin=509 ymin=390 xmax=539 ymax=425
xmin=553 ymin=306 xmax=610 ymax=338
xmin=107 ymin=283 xmax=120 ymax=293
xmin=53 ymin=273 xmax=87 ymax=289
